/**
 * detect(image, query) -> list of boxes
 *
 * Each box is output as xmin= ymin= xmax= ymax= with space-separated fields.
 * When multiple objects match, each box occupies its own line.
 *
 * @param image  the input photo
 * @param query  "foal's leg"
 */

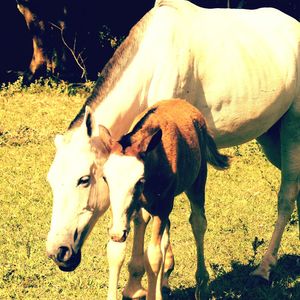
xmin=123 ymin=209 xmax=150 ymax=299
xmin=158 ymin=220 xmax=171 ymax=297
xmin=144 ymin=215 xmax=168 ymax=300
xmin=107 ymin=240 xmax=127 ymax=300
xmin=122 ymin=210 xmax=175 ymax=300
xmin=162 ymin=241 xmax=175 ymax=293
xmin=186 ymin=167 xmax=209 ymax=300
xmin=252 ymin=110 xmax=300 ymax=281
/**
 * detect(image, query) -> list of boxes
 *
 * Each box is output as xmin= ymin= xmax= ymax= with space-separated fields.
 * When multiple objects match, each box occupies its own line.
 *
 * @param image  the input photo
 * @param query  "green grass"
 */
xmin=0 ymin=79 xmax=299 ymax=299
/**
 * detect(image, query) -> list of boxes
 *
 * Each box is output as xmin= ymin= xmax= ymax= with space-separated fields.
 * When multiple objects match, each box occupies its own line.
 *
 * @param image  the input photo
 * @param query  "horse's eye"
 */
xmin=77 ymin=175 xmax=91 ymax=187
xmin=102 ymin=176 xmax=107 ymax=183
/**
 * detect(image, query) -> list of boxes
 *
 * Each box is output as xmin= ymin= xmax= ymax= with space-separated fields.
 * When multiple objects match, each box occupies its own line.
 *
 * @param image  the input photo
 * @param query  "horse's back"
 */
xmin=150 ymin=0 xmax=300 ymax=147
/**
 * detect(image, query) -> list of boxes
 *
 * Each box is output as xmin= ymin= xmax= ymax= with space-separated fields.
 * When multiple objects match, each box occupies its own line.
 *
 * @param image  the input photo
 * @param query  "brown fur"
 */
xmin=113 ymin=98 xmax=229 ymax=215
xmin=109 ymin=99 xmax=229 ymax=298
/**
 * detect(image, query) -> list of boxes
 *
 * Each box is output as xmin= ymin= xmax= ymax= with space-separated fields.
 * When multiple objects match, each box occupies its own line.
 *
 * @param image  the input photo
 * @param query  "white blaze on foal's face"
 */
xmin=103 ymin=153 xmax=145 ymax=240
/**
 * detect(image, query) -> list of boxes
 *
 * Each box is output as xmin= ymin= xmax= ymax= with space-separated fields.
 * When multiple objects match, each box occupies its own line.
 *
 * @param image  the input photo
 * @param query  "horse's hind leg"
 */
xmin=186 ymin=165 xmax=209 ymax=300
xmin=256 ymin=120 xmax=281 ymax=169
xmin=252 ymin=108 xmax=300 ymax=281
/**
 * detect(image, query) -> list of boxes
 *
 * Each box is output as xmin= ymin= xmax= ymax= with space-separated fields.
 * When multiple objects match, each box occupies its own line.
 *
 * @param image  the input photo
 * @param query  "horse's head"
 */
xmin=103 ymin=128 xmax=162 ymax=243
xmin=46 ymin=106 xmax=112 ymax=271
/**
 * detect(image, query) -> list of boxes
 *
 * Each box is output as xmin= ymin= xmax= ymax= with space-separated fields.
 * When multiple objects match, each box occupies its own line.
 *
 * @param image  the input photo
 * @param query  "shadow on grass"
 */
xmin=168 ymin=255 xmax=300 ymax=300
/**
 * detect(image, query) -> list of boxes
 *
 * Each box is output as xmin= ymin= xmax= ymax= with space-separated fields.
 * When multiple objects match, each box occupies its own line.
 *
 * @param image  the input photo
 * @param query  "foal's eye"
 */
xmin=137 ymin=177 xmax=145 ymax=187
xmin=77 ymin=175 xmax=91 ymax=187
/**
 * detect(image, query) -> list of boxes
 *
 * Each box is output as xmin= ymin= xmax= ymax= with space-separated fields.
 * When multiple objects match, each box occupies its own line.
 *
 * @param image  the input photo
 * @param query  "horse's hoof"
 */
xmin=122 ymin=296 xmax=146 ymax=300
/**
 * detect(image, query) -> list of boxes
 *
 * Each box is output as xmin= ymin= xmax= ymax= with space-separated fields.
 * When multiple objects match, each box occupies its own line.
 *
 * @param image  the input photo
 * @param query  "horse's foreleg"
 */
xmin=123 ymin=209 xmax=150 ymax=300
xmin=107 ymin=240 xmax=127 ymax=300
xmin=144 ymin=215 xmax=168 ymax=300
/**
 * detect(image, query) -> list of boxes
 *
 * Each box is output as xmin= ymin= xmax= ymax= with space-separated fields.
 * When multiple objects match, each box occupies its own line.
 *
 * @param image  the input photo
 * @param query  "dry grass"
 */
xmin=0 ymin=79 xmax=299 ymax=299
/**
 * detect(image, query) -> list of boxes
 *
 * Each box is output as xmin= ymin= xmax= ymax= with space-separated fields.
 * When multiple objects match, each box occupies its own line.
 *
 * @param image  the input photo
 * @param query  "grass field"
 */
xmin=0 ymin=79 xmax=299 ymax=299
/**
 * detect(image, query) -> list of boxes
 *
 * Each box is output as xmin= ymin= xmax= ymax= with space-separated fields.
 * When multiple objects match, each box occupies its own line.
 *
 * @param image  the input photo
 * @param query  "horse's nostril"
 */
xmin=57 ymin=246 xmax=71 ymax=263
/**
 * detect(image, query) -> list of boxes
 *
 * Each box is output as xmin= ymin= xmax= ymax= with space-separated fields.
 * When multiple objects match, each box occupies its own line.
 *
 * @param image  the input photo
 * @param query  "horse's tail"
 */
xmin=198 ymin=122 xmax=230 ymax=170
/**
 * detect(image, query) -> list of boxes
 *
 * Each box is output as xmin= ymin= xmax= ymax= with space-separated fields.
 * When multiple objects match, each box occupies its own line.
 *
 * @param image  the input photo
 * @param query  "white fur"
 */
xmin=93 ymin=1 xmax=300 ymax=145
xmin=46 ymin=121 xmax=110 ymax=256
xmin=107 ymin=240 xmax=127 ymax=300
xmin=103 ymin=154 xmax=144 ymax=238
xmin=47 ymin=0 xmax=300 ymax=297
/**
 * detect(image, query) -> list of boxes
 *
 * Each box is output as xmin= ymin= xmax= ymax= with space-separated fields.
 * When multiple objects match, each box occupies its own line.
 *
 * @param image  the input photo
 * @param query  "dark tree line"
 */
xmin=1 ymin=0 xmax=299 ymax=84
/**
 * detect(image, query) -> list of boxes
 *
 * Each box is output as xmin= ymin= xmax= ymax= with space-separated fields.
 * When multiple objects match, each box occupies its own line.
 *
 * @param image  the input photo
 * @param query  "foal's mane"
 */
xmin=68 ymin=9 xmax=155 ymax=130
xmin=119 ymin=107 xmax=157 ymax=151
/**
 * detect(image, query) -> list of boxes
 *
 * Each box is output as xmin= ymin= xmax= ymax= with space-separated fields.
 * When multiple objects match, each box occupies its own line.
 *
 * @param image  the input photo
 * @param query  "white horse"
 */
xmin=46 ymin=0 xmax=300 ymax=299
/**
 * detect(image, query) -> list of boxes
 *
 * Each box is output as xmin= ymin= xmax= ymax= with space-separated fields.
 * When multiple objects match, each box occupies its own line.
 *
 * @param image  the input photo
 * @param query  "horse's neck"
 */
xmin=92 ymin=42 xmax=158 ymax=138
xmin=93 ymin=8 xmax=181 ymax=139
xmin=93 ymin=82 xmax=147 ymax=139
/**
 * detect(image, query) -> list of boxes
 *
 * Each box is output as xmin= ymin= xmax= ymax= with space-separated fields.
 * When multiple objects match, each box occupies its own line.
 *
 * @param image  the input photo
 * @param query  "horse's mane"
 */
xmin=155 ymin=0 xmax=182 ymax=9
xmin=68 ymin=8 xmax=155 ymax=130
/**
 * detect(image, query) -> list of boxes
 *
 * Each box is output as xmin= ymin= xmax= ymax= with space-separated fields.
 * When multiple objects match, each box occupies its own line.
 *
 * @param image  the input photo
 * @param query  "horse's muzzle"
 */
xmin=47 ymin=246 xmax=82 ymax=272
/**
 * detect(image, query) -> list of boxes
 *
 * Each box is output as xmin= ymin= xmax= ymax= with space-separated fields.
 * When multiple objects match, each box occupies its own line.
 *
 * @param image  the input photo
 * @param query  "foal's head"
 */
xmin=103 ymin=128 xmax=162 ymax=242
xmin=46 ymin=107 xmax=112 ymax=271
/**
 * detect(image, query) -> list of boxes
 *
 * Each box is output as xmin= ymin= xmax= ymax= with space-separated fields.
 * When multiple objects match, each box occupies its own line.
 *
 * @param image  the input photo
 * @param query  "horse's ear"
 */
xmin=83 ymin=106 xmax=99 ymax=138
xmin=54 ymin=134 xmax=64 ymax=148
xmin=98 ymin=125 xmax=113 ymax=150
xmin=142 ymin=129 xmax=162 ymax=154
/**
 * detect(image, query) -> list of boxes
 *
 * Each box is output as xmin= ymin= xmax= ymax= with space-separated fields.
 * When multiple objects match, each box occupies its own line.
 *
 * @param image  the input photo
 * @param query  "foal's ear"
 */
xmin=143 ymin=129 xmax=162 ymax=153
xmin=83 ymin=105 xmax=99 ymax=138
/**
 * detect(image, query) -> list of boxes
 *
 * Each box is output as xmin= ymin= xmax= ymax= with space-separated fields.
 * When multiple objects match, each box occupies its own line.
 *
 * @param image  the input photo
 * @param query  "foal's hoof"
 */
xmin=122 ymin=296 xmax=146 ymax=300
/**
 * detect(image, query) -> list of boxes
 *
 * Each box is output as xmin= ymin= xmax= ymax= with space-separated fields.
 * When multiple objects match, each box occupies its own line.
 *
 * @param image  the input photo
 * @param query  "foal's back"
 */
xmin=130 ymin=99 xmax=210 ymax=194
